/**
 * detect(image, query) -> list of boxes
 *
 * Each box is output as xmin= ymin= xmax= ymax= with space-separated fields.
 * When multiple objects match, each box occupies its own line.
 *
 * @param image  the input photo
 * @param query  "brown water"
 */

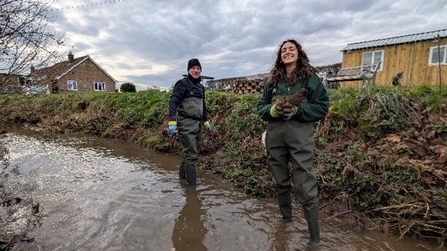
xmin=1 ymin=124 xmax=443 ymax=251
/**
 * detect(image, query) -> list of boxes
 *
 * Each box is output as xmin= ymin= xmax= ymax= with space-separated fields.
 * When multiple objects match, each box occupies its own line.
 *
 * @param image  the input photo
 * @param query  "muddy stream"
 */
xmin=1 ymin=124 xmax=441 ymax=251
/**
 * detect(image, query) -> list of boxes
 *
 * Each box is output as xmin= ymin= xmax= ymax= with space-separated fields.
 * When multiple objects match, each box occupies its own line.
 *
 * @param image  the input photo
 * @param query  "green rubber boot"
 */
xmin=185 ymin=164 xmax=197 ymax=186
xmin=278 ymin=193 xmax=292 ymax=221
xmin=179 ymin=161 xmax=186 ymax=180
xmin=303 ymin=203 xmax=320 ymax=247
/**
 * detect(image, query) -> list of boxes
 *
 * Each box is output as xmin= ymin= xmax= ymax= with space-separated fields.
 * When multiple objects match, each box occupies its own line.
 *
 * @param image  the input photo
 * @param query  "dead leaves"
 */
xmin=317 ymin=100 xmax=447 ymax=242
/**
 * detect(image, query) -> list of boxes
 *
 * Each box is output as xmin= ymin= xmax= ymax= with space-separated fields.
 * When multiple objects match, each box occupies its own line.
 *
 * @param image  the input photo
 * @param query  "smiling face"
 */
xmin=188 ymin=66 xmax=202 ymax=79
xmin=281 ymin=42 xmax=299 ymax=67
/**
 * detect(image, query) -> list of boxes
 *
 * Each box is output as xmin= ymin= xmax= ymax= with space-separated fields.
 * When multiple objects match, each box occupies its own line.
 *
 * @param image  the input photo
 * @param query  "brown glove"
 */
xmin=288 ymin=88 xmax=308 ymax=106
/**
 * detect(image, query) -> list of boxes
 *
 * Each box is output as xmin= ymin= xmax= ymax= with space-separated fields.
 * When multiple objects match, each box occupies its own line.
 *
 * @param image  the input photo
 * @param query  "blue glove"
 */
xmin=168 ymin=121 xmax=177 ymax=136
xmin=204 ymin=121 xmax=211 ymax=131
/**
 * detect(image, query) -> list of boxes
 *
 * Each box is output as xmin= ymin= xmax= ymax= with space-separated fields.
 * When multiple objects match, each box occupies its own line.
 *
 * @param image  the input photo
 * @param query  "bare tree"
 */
xmin=0 ymin=0 xmax=64 ymax=88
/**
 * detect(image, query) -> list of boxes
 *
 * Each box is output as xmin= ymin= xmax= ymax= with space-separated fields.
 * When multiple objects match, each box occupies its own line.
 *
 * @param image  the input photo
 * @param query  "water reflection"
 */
xmin=269 ymin=221 xmax=292 ymax=251
xmin=172 ymin=186 xmax=208 ymax=251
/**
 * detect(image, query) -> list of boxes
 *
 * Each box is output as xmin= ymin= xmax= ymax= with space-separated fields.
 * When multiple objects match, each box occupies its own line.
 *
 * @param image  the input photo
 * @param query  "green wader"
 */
xmin=177 ymin=96 xmax=203 ymax=186
xmin=266 ymin=119 xmax=320 ymax=246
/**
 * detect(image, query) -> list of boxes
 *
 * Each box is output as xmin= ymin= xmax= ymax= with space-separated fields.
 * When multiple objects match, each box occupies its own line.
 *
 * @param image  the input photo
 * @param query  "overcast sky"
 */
xmin=49 ymin=0 xmax=447 ymax=90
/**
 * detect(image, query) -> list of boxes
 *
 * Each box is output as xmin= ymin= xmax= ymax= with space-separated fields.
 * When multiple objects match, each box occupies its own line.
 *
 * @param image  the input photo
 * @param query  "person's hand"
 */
xmin=270 ymin=104 xmax=284 ymax=118
xmin=168 ymin=121 xmax=177 ymax=136
xmin=283 ymin=103 xmax=298 ymax=120
xmin=204 ymin=121 xmax=211 ymax=131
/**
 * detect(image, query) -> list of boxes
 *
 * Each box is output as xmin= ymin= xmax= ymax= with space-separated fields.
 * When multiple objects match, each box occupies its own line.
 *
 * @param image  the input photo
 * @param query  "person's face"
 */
xmin=188 ymin=66 xmax=201 ymax=79
xmin=281 ymin=42 xmax=298 ymax=66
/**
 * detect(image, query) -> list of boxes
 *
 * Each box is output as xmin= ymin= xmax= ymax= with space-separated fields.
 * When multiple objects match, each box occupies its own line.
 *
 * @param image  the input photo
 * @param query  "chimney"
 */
xmin=68 ymin=51 xmax=74 ymax=63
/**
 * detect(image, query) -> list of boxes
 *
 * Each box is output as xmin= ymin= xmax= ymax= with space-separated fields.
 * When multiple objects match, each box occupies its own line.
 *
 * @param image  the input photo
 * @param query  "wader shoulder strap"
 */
xmin=302 ymin=78 xmax=309 ymax=90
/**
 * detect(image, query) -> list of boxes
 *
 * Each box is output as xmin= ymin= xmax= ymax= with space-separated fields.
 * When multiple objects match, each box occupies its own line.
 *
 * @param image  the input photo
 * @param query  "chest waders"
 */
xmin=177 ymin=96 xmax=203 ymax=186
xmin=266 ymin=95 xmax=320 ymax=246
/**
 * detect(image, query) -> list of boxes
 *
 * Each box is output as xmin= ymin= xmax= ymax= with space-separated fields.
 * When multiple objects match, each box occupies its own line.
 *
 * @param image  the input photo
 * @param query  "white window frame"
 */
xmin=94 ymin=82 xmax=106 ymax=91
xmin=428 ymin=45 xmax=447 ymax=65
xmin=67 ymin=80 xmax=78 ymax=91
xmin=362 ymin=50 xmax=384 ymax=71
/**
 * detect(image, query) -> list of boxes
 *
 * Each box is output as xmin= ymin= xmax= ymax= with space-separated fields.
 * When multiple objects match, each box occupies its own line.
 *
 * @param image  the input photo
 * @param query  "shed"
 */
xmin=339 ymin=28 xmax=447 ymax=87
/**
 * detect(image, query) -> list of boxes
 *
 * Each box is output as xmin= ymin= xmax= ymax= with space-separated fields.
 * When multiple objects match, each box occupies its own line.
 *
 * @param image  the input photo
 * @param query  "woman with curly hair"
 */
xmin=256 ymin=39 xmax=329 ymax=247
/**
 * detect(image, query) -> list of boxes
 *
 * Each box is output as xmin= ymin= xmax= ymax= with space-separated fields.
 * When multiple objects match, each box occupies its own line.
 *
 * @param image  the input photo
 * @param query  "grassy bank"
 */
xmin=1 ymin=85 xmax=446 ymax=246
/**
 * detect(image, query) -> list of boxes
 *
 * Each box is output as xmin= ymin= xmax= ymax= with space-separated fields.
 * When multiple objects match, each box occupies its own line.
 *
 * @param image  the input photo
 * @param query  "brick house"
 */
xmin=30 ymin=51 xmax=117 ymax=93
xmin=0 ymin=73 xmax=23 ymax=94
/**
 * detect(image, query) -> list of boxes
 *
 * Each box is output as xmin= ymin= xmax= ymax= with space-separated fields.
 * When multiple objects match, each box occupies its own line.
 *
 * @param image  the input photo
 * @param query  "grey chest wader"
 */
xmin=177 ymin=94 xmax=204 ymax=186
xmin=267 ymin=78 xmax=320 ymax=246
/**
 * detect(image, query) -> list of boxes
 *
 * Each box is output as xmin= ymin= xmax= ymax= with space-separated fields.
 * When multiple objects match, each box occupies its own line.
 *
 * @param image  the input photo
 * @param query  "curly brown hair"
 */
xmin=267 ymin=39 xmax=317 ymax=87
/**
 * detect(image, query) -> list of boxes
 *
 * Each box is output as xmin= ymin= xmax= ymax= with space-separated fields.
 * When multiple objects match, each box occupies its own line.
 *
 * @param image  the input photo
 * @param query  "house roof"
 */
xmin=341 ymin=28 xmax=447 ymax=52
xmin=31 ymin=54 xmax=117 ymax=83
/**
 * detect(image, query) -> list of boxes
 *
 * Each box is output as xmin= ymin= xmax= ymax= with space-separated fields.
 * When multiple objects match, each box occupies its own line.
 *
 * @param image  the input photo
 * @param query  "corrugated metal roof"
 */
xmin=341 ymin=28 xmax=447 ymax=51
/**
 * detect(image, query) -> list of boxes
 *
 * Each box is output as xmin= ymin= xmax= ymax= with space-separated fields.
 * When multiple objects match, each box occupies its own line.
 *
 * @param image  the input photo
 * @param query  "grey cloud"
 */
xmin=46 ymin=0 xmax=446 ymax=89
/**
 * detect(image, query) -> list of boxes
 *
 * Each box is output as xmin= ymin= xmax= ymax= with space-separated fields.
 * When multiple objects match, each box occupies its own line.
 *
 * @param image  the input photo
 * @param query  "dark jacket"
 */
xmin=168 ymin=74 xmax=208 ymax=122
xmin=256 ymin=73 xmax=329 ymax=122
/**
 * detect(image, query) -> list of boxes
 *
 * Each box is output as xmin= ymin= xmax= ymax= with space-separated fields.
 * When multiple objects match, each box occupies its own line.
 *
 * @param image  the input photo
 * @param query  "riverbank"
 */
xmin=0 ymin=85 xmax=446 ymax=247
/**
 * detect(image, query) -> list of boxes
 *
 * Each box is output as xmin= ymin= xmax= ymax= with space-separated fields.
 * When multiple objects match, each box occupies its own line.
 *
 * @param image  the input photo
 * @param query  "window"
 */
xmin=429 ymin=45 xmax=447 ymax=65
xmin=94 ymin=82 xmax=106 ymax=91
xmin=67 ymin=80 xmax=78 ymax=91
xmin=362 ymin=50 xmax=383 ymax=71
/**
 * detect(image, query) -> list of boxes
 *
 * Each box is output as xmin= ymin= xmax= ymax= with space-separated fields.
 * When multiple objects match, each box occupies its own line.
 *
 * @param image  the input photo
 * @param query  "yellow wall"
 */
xmin=340 ymin=37 xmax=447 ymax=88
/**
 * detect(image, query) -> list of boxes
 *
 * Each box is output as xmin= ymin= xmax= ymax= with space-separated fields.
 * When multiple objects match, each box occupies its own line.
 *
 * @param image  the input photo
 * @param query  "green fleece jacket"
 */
xmin=256 ymin=73 xmax=329 ymax=122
